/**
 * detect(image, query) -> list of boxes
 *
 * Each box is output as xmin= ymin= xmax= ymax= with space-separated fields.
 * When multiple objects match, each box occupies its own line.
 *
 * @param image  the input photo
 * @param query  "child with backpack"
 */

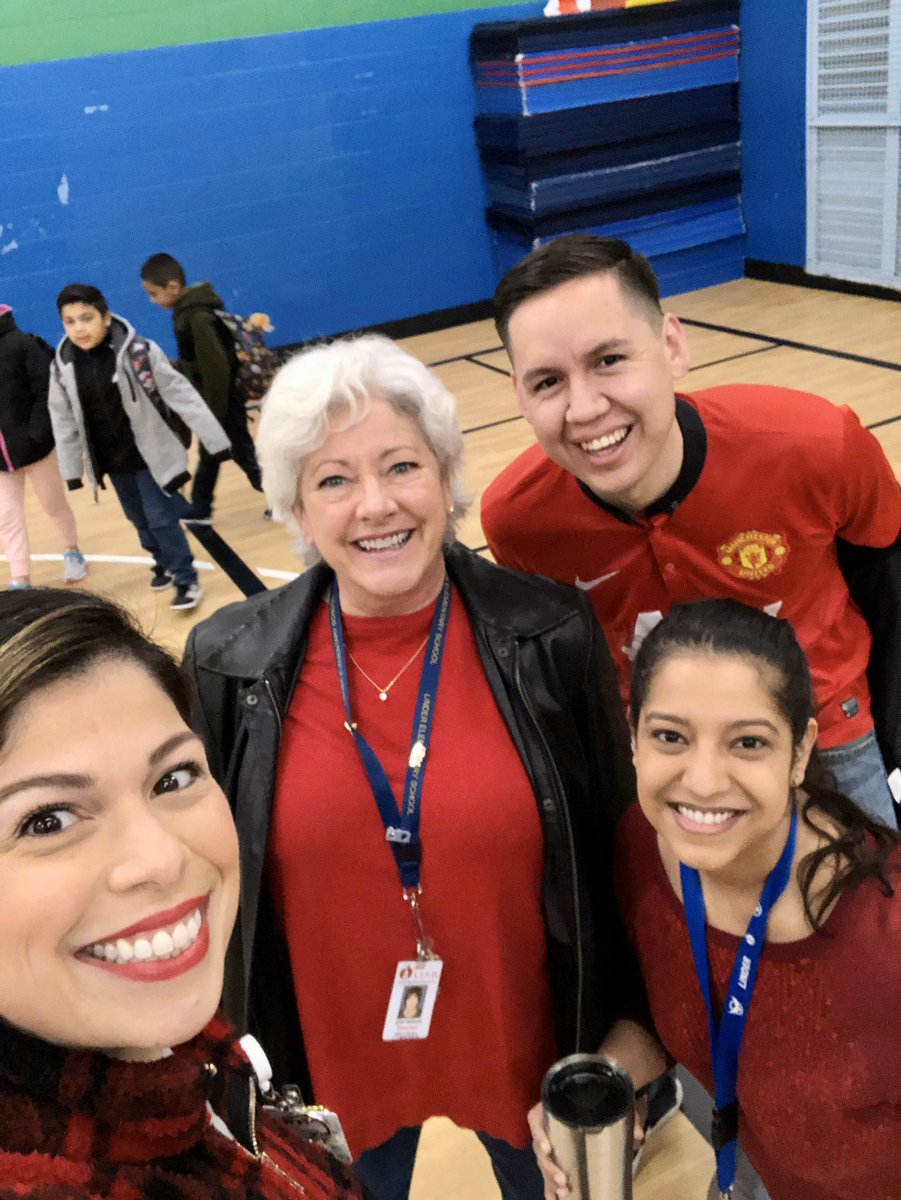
xmin=49 ymin=284 xmax=231 ymax=611
xmin=0 ymin=304 xmax=87 ymax=590
xmin=140 ymin=253 xmax=268 ymax=522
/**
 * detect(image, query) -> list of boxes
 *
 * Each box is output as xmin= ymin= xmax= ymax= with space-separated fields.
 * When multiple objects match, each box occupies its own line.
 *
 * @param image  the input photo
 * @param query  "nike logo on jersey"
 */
xmin=575 ymin=570 xmax=620 ymax=591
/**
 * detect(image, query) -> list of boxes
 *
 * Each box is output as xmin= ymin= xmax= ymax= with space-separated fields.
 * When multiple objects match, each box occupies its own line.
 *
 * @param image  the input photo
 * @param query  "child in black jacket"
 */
xmin=0 ymin=304 xmax=86 ymax=588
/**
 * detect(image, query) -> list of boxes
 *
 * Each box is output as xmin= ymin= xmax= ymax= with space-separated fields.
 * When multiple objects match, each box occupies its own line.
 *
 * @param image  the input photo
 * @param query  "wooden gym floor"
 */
xmin=11 ymin=277 xmax=901 ymax=1197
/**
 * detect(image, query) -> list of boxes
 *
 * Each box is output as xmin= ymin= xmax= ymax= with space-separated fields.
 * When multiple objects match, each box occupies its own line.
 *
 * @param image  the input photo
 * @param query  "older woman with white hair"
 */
xmin=184 ymin=334 xmax=638 ymax=1200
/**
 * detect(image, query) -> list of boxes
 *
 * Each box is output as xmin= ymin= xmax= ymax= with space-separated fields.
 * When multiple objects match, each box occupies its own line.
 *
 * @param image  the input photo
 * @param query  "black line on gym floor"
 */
xmin=462 ymin=413 xmax=523 ymax=436
xmin=429 ymin=346 xmax=503 ymax=368
xmin=689 ymin=343 xmax=780 ymax=371
xmin=866 ymin=413 xmax=901 ymax=431
xmin=465 ymin=353 xmax=511 ymax=377
xmin=679 ymin=318 xmax=901 ymax=373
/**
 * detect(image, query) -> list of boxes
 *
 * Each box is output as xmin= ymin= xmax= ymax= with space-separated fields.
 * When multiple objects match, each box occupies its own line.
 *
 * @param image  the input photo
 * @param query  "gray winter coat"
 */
xmin=48 ymin=314 xmax=231 ymax=498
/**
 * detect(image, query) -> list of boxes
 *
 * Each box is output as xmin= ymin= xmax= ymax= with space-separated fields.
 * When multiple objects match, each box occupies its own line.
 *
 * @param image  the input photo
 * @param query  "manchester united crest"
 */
xmin=718 ymin=531 xmax=789 ymax=581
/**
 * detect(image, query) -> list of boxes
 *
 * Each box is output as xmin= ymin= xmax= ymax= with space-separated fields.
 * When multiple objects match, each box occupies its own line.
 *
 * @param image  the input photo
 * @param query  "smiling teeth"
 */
xmin=677 ymin=805 xmax=738 ymax=825
xmin=88 ymin=908 xmax=202 ymax=965
xmin=581 ymin=427 xmax=628 ymax=452
xmin=356 ymin=532 xmax=410 ymax=551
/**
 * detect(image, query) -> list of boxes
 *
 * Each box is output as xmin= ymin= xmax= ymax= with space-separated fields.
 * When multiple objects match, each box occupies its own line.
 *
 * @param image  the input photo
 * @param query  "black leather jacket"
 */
xmin=184 ymin=542 xmax=640 ymax=1093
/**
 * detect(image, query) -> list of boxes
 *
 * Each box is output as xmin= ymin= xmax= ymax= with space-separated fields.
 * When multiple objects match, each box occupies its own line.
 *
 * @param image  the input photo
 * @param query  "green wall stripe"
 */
xmin=1 ymin=0 xmax=532 ymax=67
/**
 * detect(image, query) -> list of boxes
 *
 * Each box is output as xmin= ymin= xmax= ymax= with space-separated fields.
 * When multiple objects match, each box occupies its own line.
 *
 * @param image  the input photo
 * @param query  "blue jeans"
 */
xmin=818 ymin=729 xmax=897 ymax=827
xmin=108 ymin=470 xmax=197 ymax=588
xmin=353 ymin=1125 xmax=543 ymax=1200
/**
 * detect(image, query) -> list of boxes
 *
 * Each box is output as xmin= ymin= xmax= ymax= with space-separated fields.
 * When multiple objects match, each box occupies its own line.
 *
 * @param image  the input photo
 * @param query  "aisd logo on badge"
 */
xmin=718 ymin=531 xmax=790 ymax=581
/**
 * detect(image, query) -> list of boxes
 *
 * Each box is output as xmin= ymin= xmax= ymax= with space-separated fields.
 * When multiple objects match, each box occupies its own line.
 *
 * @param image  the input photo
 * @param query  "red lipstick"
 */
xmin=87 ymin=894 xmax=207 ymax=945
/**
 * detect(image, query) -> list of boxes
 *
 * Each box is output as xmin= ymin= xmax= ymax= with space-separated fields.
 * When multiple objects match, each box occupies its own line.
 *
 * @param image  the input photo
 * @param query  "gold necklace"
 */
xmin=348 ymin=634 xmax=429 ymax=701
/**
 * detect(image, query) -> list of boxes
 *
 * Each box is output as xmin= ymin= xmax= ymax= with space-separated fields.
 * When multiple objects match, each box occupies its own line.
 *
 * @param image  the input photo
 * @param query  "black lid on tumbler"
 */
xmin=542 ymin=1054 xmax=634 ymax=1132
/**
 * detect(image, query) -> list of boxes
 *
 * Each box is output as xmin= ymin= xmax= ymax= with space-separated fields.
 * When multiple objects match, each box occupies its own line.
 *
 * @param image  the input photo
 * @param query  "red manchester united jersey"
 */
xmin=482 ymin=385 xmax=901 ymax=748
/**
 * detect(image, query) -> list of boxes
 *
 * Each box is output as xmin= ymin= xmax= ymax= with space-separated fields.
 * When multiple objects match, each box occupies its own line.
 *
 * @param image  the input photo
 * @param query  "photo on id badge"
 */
xmin=383 ymin=959 xmax=443 ymax=1041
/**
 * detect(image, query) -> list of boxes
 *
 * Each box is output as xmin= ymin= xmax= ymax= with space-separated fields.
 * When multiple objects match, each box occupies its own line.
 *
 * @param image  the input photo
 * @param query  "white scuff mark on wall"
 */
xmin=354 ymin=71 xmax=374 ymax=80
xmin=83 ymin=104 xmax=110 ymax=115
xmin=30 ymin=218 xmax=47 ymax=238
xmin=57 ymin=175 xmax=70 ymax=205
xmin=1 ymin=242 xmax=19 ymax=256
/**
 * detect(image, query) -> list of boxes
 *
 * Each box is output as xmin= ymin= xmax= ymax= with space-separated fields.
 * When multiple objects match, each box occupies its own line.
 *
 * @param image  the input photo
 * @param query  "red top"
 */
xmin=268 ymin=587 xmax=557 ymax=1154
xmin=615 ymin=804 xmax=901 ymax=1200
xmin=0 ymin=1011 xmax=367 ymax=1200
xmin=482 ymin=385 xmax=901 ymax=747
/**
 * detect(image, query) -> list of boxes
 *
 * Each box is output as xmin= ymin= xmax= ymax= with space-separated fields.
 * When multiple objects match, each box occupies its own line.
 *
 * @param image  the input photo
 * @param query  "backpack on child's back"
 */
xmin=215 ymin=310 xmax=285 ymax=408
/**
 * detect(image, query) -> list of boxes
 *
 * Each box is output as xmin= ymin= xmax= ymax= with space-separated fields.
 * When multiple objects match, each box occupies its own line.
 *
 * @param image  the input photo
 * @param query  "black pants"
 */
xmin=191 ymin=394 xmax=263 ymax=516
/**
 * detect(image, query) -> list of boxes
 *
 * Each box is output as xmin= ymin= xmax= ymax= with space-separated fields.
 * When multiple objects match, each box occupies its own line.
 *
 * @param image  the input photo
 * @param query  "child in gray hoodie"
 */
xmin=49 ymin=284 xmax=230 ymax=611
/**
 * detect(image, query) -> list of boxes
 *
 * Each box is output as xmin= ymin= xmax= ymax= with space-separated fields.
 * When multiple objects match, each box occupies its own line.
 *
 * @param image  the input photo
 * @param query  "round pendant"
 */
xmin=379 ymin=691 xmax=388 ymax=701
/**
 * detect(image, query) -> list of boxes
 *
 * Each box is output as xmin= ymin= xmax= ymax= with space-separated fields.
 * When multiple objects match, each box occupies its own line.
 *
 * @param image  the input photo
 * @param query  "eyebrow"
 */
xmin=148 ymin=731 xmax=201 ymax=766
xmin=0 ymin=731 xmax=201 ymax=803
xmin=520 ymin=339 xmax=630 ymax=387
xmin=309 ymin=445 xmax=420 ymax=470
xmin=0 ymin=773 xmax=92 ymax=803
xmin=643 ymin=711 xmax=780 ymax=734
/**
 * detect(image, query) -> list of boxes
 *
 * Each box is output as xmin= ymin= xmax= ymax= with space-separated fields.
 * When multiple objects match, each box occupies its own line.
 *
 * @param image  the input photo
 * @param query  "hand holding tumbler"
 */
xmin=541 ymin=1054 xmax=635 ymax=1200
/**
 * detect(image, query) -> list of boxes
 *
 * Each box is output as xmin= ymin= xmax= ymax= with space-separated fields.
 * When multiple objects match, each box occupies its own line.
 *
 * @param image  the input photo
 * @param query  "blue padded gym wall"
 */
xmin=470 ymin=0 xmax=745 ymax=296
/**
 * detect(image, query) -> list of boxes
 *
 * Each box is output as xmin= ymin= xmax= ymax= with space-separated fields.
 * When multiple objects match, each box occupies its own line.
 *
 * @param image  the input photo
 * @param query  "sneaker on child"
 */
xmin=170 ymin=582 xmax=203 ymax=611
xmin=150 ymin=565 xmax=174 ymax=591
xmin=62 ymin=549 xmax=88 ymax=583
xmin=181 ymin=506 xmax=213 ymax=525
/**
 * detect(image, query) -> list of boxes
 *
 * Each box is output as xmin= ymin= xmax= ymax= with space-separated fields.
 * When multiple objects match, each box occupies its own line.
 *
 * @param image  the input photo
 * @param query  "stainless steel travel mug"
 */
xmin=541 ymin=1054 xmax=634 ymax=1200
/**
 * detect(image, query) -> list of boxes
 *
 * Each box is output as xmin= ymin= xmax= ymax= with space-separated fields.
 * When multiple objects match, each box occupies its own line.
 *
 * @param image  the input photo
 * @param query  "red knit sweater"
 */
xmin=616 ymin=805 xmax=901 ymax=1200
xmin=0 ymin=1011 xmax=370 ymax=1199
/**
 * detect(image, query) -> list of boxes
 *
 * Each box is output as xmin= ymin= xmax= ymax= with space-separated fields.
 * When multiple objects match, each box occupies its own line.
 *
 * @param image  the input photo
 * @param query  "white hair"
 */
xmin=257 ymin=334 xmax=470 ymax=549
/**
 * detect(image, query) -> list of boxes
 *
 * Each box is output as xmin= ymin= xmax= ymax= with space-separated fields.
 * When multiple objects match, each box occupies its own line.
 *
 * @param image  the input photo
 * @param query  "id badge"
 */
xmin=382 ymin=958 xmax=443 ymax=1041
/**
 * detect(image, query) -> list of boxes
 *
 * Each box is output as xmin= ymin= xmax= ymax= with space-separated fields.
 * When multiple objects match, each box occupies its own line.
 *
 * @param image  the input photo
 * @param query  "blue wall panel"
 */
xmin=739 ymin=0 xmax=807 ymax=266
xmin=0 ymin=5 xmax=535 ymax=350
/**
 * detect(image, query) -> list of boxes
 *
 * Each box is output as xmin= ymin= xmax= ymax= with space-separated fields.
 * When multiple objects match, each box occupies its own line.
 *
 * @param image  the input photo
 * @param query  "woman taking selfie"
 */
xmin=184 ymin=335 xmax=638 ymax=1200
xmin=0 ymin=588 xmax=368 ymax=1199
xmin=617 ymin=599 xmax=900 ymax=1200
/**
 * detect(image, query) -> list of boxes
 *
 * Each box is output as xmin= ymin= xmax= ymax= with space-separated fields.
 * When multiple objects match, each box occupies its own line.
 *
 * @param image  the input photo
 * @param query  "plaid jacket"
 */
xmin=0 ymin=1011 xmax=369 ymax=1199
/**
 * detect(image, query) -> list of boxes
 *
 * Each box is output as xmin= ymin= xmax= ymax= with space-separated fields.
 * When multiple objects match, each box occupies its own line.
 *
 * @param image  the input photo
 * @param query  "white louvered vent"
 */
xmin=807 ymin=0 xmax=901 ymax=286
xmin=813 ymin=129 xmax=887 ymax=272
xmin=816 ymin=1 xmax=891 ymax=116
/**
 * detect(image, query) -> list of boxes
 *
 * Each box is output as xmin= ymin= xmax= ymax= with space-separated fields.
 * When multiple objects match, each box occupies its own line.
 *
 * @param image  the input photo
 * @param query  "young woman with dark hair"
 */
xmin=0 ymin=587 xmax=369 ymax=1200
xmin=618 ymin=598 xmax=900 ymax=1200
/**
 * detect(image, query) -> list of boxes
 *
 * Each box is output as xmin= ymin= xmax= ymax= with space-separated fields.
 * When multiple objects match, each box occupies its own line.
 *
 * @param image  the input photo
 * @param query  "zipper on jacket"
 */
xmin=231 ymin=1081 xmax=309 ymax=1195
xmin=512 ymin=641 xmax=585 ymax=1050
xmin=262 ymin=676 xmax=283 ymax=736
xmin=247 ymin=1077 xmax=261 ymax=1156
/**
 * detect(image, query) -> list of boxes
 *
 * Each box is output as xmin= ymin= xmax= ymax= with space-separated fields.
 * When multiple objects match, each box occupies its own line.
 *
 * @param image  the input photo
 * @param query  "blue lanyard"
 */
xmin=327 ymin=579 xmax=452 ymax=891
xmin=680 ymin=805 xmax=798 ymax=1198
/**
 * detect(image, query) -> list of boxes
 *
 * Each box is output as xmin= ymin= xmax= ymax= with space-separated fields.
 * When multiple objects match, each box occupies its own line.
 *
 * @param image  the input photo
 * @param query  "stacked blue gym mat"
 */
xmin=470 ymin=0 xmax=744 ymax=296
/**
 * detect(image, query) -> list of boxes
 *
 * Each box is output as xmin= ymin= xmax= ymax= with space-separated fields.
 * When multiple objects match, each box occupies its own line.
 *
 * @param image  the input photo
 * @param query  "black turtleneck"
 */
xmin=72 ymin=334 xmax=143 ymax=477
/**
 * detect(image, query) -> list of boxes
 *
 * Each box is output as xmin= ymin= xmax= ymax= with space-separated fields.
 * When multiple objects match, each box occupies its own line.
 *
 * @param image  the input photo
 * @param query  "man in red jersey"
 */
xmin=482 ymin=235 xmax=901 ymax=826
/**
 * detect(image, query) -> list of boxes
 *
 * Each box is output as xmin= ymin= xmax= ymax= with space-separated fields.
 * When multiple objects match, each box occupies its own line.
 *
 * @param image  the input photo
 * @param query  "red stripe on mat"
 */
xmin=476 ymin=27 xmax=737 ymax=72
xmin=477 ymin=49 xmax=738 ymax=88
